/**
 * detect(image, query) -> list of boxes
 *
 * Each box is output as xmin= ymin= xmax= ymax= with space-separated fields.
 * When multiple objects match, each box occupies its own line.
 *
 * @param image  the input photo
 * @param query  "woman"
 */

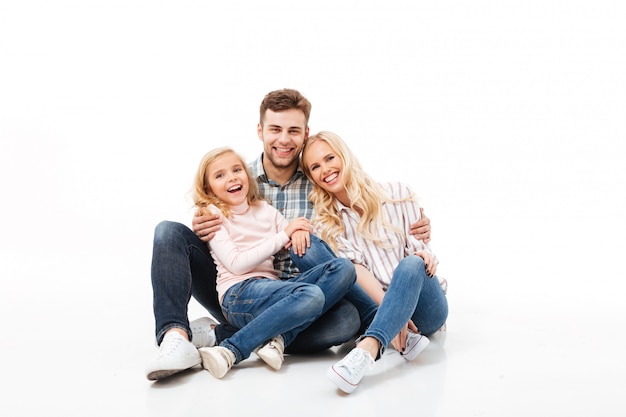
xmin=301 ymin=131 xmax=449 ymax=394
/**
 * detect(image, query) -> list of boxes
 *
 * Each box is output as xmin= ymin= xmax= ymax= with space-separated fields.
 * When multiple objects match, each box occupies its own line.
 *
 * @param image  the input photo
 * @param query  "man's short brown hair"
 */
xmin=259 ymin=88 xmax=312 ymax=126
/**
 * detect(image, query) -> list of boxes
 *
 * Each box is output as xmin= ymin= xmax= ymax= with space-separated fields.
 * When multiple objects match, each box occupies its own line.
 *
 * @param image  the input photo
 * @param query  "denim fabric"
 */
xmin=291 ymin=235 xmax=379 ymax=333
xmin=151 ymin=222 xmax=361 ymax=352
xmin=151 ymin=221 xmax=224 ymax=344
xmin=218 ymin=256 xmax=357 ymax=363
xmin=219 ymin=278 xmax=325 ymax=363
xmin=361 ymin=255 xmax=448 ymax=358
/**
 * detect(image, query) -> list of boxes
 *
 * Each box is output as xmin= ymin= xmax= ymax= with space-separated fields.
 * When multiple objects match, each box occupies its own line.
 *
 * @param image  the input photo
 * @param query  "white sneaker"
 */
xmin=190 ymin=317 xmax=218 ymax=348
xmin=326 ymin=347 xmax=374 ymax=394
xmin=199 ymin=346 xmax=235 ymax=379
xmin=256 ymin=336 xmax=284 ymax=371
xmin=401 ymin=331 xmax=430 ymax=361
xmin=145 ymin=331 xmax=201 ymax=381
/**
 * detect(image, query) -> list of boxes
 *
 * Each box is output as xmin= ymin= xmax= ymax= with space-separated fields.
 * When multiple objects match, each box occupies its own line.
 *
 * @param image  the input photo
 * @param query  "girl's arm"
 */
xmin=209 ymin=207 xmax=290 ymax=275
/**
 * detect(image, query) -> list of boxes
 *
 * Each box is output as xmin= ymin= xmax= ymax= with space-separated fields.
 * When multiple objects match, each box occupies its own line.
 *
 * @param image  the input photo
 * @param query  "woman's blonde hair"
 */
xmin=192 ymin=147 xmax=262 ymax=218
xmin=301 ymin=131 xmax=409 ymax=252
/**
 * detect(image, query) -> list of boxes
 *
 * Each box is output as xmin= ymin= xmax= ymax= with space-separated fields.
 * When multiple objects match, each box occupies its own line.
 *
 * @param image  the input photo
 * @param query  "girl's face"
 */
xmin=206 ymin=152 xmax=249 ymax=207
xmin=304 ymin=140 xmax=347 ymax=201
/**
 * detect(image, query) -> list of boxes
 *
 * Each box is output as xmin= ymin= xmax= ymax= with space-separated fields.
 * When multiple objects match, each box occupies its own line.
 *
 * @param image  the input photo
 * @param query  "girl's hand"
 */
xmin=415 ymin=250 xmax=437 ymax=277
xmin=288 ymin=230 xmax=311 ymax=256
xmin=284 ymin=217 xmax=310 ymax=237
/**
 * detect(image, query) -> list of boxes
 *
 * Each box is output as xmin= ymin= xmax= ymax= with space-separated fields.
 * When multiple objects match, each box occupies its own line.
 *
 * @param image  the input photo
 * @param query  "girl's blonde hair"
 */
xmin=301 ymin=131 xmax=411 ymax=252
xmin=193 ymin=147 xmax=262 ymax=218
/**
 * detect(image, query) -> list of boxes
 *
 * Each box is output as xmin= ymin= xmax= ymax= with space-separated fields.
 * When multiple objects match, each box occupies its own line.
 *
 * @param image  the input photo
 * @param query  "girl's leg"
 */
xmin=219 ymin=278 xmax=325 ymax=363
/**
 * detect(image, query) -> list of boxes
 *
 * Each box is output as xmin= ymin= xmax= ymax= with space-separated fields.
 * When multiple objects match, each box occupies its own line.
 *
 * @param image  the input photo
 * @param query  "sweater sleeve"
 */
xmin=208 ymin=205 xmax=290 ymax=276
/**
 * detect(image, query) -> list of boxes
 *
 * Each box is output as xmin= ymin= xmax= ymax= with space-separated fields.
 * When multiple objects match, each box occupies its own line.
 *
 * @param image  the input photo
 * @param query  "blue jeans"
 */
xmin=219 ymin=278 xmax=324 ymax=363
xmin=219 ymin=254 xmax=355 ymax=363
xmin=291 ymin=235 xmax=379 ymax=334
xmin=361 ymin=255 xmax=449 ymax=358
xmin=150 ymin=221 xmax=360 ymax=351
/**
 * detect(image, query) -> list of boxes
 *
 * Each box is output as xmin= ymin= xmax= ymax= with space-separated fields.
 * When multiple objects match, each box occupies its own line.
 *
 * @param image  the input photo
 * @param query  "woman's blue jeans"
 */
xmin=362 ymin=255 xmax=449 ymax=358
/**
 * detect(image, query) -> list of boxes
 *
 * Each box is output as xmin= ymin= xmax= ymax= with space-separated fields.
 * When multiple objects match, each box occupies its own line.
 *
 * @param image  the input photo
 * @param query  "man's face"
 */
xmin=257 ymin=109 xmax=309 ymax=170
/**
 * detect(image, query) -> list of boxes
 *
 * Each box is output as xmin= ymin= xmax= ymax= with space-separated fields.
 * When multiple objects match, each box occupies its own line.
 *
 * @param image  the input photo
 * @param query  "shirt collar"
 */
xmin=251 ymin=153 xmax=306 ymax=185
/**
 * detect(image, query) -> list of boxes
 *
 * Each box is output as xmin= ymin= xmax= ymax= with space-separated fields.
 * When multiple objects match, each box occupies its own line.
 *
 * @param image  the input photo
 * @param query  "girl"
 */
xmin=301 ymin=131 xmax=449 ymax=394
xmin=193 ymin=147 xmax=355 ymax=379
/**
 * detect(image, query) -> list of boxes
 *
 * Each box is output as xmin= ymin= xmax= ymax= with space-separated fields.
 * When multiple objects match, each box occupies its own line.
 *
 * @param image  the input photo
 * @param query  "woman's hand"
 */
xmin=415 ymin=250 xmax=437 ymax=277
xmin=391 ymin=320 xmax=419 ymax=353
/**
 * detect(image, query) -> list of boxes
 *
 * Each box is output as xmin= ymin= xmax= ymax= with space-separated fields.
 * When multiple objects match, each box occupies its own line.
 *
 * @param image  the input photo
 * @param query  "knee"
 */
xmin=154 ymin=220 xmax=179 ymax=242
xmin=331 ymin=258 xmax=357 ymax=283
xmin=398 ymin=255 xmax=426 ymax=273
xmin=301 ymin=285 xmax=326 ymax=314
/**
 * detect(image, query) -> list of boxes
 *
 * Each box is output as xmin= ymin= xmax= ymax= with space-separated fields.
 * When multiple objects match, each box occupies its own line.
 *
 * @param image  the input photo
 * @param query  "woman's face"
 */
xmin=303 ymin=140 xmax=346 ymax=197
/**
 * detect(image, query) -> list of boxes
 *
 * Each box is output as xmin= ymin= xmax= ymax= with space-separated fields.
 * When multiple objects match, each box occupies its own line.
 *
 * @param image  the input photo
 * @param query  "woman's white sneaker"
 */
xmin=326 ymin=347 xmax=374 ymax=394
xmin=401 ymin=331 xmax=430 ymax=361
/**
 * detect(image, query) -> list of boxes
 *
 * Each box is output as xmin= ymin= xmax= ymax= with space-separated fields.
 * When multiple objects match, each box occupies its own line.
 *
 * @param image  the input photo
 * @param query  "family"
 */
xmin=146 ymin=88 xmax=449 ymax=394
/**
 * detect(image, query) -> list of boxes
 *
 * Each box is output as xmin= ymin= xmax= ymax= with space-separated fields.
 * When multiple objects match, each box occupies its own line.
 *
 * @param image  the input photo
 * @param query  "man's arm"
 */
xmin=192 ymin=212 xmax=222 ymax=242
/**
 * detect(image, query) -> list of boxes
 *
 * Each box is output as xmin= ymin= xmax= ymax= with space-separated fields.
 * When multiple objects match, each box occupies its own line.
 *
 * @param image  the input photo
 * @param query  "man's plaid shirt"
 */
xmin=249 ymin=155 xmax=315 ymax=279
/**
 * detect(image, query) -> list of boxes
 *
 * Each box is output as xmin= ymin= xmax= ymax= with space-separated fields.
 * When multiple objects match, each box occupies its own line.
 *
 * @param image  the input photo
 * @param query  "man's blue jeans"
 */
xmin=150 ymin=221 xmax=360 ymax=351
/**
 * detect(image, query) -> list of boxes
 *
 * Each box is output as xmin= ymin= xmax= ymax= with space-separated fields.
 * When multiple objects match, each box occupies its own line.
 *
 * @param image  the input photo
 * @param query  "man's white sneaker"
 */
xmin=401 ymin=331 xmax=430 ymax=361
xmin=199 ymin=346 xmax=235 ymax=379
xmin=326 ymin=347 xmax=374 ymax=394
xmin=145 ymin=331 xmax=201 ymax=381
xmin=190 ymin=317 xmax=218 ymax=348
xmin=256 ymin=336 xmax=284 ymax=371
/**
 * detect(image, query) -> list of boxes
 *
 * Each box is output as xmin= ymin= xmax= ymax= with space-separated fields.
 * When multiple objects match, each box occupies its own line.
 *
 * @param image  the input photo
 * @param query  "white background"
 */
xmin=1 ymin=1 xmax=625 ymax=416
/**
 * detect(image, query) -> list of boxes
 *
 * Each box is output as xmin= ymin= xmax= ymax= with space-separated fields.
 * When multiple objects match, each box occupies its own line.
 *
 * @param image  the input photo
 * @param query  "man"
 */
xmin=145 ymin=88 xmax=432 ymax=380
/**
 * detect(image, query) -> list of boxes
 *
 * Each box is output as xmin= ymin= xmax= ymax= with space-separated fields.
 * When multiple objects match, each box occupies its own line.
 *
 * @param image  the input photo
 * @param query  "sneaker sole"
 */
xmin=326 ymin=365 xmax=358 ymax=394
xmin=146 ymin=368 xmax=185 ymax=381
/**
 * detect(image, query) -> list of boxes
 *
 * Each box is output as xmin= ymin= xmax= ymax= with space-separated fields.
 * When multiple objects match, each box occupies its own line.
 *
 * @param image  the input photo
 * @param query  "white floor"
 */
xmin=2 ymin=234 xmax=625 ymax=416
xmin=2 ymin=2 xmax=625 ymax=416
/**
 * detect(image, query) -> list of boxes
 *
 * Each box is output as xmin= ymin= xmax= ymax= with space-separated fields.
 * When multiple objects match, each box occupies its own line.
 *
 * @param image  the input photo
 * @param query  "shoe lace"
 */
xmin=342 ymin=349 xmax=370 ymax=375
xmin=158 ymin=335 xmax=183 ymax=359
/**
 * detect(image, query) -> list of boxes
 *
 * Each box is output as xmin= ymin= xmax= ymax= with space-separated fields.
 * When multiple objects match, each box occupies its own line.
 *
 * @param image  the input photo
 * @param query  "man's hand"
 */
xmin=409 ymin=207 xmax=431 ymax=244
xmin=192 ymin=212 xmax=222 ymax=242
